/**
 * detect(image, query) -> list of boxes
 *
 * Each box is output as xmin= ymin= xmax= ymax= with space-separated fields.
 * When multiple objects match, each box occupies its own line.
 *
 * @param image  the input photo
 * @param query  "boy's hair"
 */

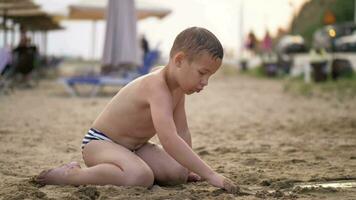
xmin=169 ymin=27 xmax=223 ymax=62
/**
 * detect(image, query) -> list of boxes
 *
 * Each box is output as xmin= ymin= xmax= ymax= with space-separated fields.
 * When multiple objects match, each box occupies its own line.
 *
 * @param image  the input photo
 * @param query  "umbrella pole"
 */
xmin=91 ymin=20 xmax=97 ymax=60
xmin=42 ymin=31 xmax=48 ymax=57
xmin=239 ymin=0 xmax=244 ymax=55
xmin=10 ymin=22 xmax=15 ymax=48
xmin=3 ymin=9 xmax=8 ymax=46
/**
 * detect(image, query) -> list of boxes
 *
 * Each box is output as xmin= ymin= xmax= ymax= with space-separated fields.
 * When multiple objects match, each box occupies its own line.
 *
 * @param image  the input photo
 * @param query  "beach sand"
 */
xmin=0 ymin=72 xmax=355 ymax=199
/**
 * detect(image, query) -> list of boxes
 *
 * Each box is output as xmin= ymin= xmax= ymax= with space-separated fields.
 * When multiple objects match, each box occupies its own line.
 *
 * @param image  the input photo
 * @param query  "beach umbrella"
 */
xmin=0 ymin=0 xmax=37 ymax=45
xmin=63 ymin=0 xmax=171 ymax=60
xmin=67 ymin=1 xmax=171 ymax=21
xmin=101 ymin=0 xmax=140 ymax=74
xmin=0 ymin=0 xmax=61 ymax=51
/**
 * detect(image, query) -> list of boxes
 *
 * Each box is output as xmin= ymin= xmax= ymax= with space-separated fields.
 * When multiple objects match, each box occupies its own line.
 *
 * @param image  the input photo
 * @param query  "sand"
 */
xmin=0 ymin=72 xmax=355 ymax=199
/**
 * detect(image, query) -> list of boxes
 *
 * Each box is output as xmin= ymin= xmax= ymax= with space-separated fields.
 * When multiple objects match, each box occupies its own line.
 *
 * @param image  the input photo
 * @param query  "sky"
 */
xmin=29 ymin=0 xmax=308 ymax=60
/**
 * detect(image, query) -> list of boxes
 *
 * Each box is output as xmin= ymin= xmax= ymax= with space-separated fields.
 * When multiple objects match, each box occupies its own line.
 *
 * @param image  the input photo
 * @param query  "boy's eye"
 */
xmin=198 ymin=71 xmax=206 ymax=75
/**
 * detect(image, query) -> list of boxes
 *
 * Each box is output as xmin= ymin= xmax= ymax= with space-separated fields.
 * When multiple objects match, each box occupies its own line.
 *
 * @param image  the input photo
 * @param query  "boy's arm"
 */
xmin=174 ymin=96 xmax=202 ymax=182
xmin=148 ymin=83 xmax=228 ymax=189
xmin=173 ymin=96 xmax=191 ymax=147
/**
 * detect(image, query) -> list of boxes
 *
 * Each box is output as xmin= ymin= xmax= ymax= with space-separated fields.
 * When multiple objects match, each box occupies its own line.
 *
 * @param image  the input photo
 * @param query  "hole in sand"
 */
xmin=294 ymin=180 xmax=356 ymax=189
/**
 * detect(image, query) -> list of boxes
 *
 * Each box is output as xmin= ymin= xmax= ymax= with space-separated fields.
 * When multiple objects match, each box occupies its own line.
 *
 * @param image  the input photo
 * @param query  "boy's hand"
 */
xmin=223 ymin=178 xmax=240 ymax=194
xmin=187 ymin=172 xmax=202 ymax=182
xmin=207 ymin=173 xmax=239 ymax=194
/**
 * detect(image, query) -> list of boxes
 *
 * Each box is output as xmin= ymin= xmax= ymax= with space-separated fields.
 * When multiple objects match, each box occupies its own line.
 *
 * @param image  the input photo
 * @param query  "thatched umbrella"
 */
xmin=67 ymin=3 xmax=171 ymax=21
xmin=0 ymin=0 xmax=37 ymax=45
xmin=0 ymin=0 xmax=61 ymax=51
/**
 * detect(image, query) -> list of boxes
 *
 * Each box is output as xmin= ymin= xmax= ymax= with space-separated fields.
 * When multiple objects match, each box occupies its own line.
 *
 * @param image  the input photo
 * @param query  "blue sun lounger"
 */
xmin=59 ymin=50 xmax=159 ymax=97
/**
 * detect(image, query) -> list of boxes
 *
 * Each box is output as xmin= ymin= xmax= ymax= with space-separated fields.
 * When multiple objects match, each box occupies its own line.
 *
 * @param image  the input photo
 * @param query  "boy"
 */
xmin=36 ymin=27 xmax=238 ymax=193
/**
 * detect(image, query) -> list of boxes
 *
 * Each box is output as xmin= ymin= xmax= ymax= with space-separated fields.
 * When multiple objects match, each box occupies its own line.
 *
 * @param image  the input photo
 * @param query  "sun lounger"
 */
xmin=59 ymin=50 xmax=159 ymax=97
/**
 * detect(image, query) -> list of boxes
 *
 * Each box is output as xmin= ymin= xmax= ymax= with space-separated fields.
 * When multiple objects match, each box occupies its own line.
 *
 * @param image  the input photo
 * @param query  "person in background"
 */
xmin=141 ymin=34 xmax=150 ymax=59
xmin=262 ymin=30 xmax=272 ymax=54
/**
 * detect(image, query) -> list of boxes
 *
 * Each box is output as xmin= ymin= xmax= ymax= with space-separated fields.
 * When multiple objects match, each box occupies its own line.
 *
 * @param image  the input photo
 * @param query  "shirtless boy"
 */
xmin=37 ymin=27 xmax=238 ymax=193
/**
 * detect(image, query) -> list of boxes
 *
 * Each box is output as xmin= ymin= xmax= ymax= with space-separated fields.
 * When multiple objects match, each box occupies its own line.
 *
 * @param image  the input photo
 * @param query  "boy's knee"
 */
xmin=126 ymin=168 xmax=154 ymax=187
xmin=167 ymin=166 xmax=189 ymax=184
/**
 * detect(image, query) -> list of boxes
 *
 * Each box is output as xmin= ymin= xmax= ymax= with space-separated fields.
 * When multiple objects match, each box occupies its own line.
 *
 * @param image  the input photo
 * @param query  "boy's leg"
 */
xmin=36 ymin=140 xmax=154 ymax=187
xmin=135 ymin=142 xmax=189 ymax=186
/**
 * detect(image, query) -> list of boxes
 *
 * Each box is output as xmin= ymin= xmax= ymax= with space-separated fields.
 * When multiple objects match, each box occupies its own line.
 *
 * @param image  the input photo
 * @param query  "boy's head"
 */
xmin=170 ymin=27 xmax=223 ymax=62
xmin=169 ymin=27 xmax=223 ymax=95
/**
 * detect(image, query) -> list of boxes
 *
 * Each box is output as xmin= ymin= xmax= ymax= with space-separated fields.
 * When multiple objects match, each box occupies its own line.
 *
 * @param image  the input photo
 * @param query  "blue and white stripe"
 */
xmin=81 ymin=128 xmax=113 ymax=149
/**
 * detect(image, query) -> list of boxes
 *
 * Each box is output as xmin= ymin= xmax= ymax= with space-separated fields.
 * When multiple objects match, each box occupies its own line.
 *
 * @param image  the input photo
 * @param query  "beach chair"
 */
xmin=0 ymin=47 xmax=13 ymax=94
xmin=59 ymin=50 xmax=159 ymax=97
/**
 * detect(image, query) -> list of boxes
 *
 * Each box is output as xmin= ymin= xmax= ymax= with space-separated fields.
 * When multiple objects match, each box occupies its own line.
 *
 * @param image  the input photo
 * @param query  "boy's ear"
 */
xmin=173 ymin=51 xmax=185 ymax=68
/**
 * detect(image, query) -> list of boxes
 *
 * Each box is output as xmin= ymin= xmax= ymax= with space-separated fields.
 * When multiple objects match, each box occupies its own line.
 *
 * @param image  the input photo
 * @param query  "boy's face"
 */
xmin=176 ymin=52 xmax=222 ymax=95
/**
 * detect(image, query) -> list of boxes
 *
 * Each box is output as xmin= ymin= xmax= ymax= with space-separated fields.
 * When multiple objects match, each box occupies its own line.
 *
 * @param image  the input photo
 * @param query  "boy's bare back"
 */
xmin=92 ymin=67 xmax=182 ymax=150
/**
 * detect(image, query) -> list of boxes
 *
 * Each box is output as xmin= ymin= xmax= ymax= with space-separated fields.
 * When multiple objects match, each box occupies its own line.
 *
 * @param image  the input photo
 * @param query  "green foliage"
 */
xmin=332 ymin=0 xmax=354 ymax=23
xmin=292 ymin=0 xmax=355 ymax=45
xmin=243 ymin=66 xmax=265 ymax=78
xmin=283 ymin=75 xmax=356 ymax=100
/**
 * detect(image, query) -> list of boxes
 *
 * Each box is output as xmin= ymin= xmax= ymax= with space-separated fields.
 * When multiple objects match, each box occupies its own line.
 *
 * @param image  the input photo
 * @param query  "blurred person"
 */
xmin=36 ymin=27 xmax=238 ymax=193
xmin=245 ymin=31 xmax=258 ymax=53
xmin=261 ymin=30 xmax=272 ymax=54
xmin=12 ymin=35 xmax=38 ymax=86
xmin=140 ymin=34 xmax=150 ymax=59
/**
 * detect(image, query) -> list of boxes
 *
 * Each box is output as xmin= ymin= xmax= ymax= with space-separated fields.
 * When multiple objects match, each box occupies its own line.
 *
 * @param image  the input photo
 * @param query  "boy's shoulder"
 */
xmin=143 ymin=65 xmax=166 ymax=83
xmin=134 ymin=66 xmax=168 ymax=96
xmin=150 ymin=66 xmax=165 ymax=73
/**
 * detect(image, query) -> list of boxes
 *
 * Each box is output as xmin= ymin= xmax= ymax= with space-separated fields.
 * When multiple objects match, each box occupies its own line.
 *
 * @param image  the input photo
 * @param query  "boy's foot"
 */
xmin=35 ymin=162 xmax=81 ymax=185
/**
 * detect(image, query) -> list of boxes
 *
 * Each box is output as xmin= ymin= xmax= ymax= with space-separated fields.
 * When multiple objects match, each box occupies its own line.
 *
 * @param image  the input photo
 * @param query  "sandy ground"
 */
xmin=0 ymin=71 xmax=356 ymax=200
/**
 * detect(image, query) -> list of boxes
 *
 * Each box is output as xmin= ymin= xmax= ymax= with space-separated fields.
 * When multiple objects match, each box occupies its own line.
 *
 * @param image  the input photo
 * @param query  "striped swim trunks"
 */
xmin=81 ymin=128 xmax=113 ymax=149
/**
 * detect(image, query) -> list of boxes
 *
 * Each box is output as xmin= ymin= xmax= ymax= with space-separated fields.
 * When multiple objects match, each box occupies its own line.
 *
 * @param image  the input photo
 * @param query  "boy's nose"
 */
xmin=201 ymin=78 xmax=208 ymax=86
